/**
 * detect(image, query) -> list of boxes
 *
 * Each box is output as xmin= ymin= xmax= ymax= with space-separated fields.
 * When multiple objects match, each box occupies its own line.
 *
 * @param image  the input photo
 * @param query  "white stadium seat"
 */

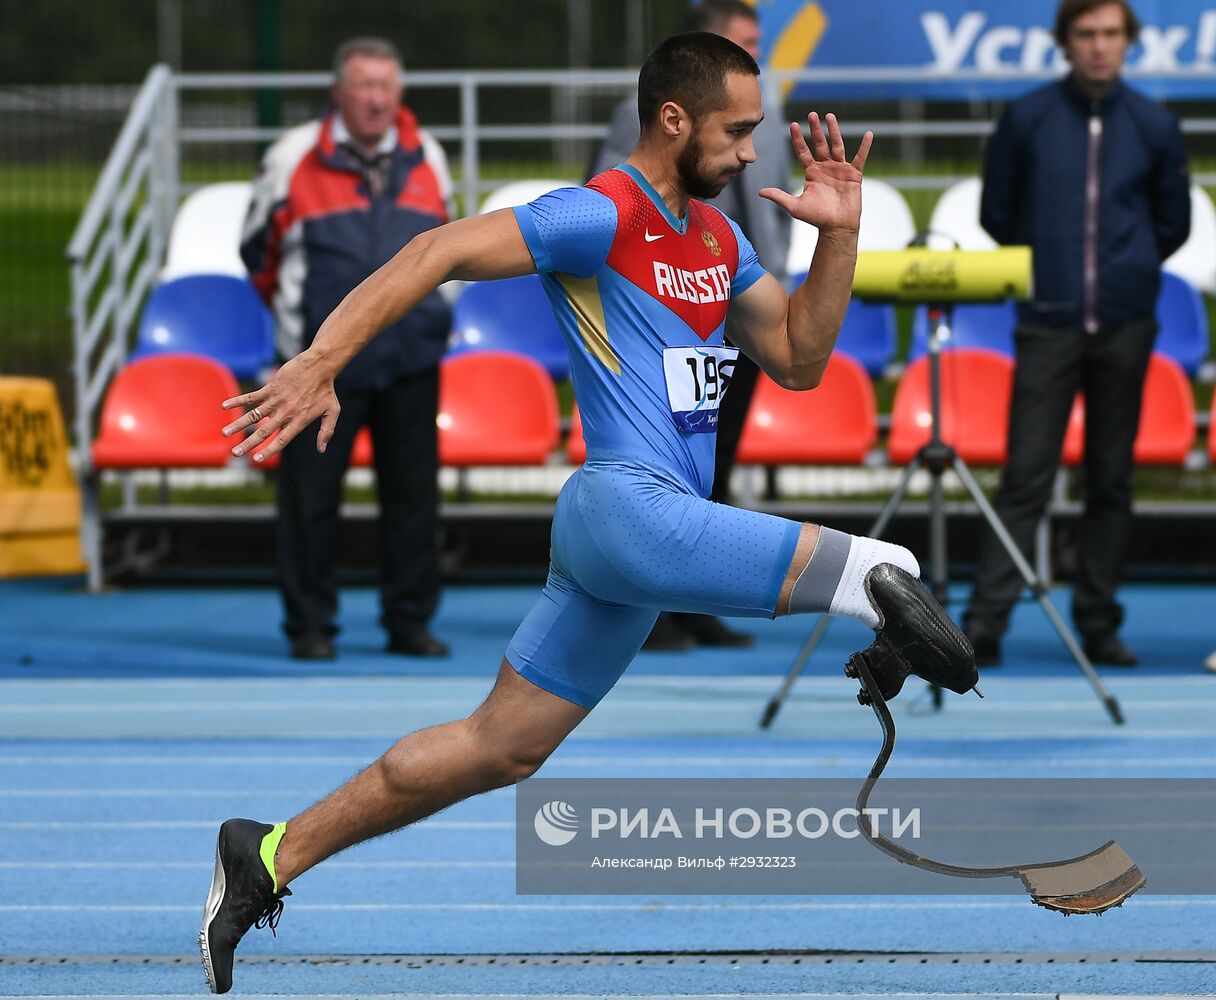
xmin=926 ymin=178 xmax=996 ymax=251
xmin=161 ymin=181 xmax=253 ymax=281
xmin=479 ymin=179 xmax=571 ymax=215
xmin=926 ymin=179 xmax=1216 ymax=294
xmin=1163 ymin=185 xmax=1216 ymax=295
xmin=786 ymin=177 xmax=917 ymax=279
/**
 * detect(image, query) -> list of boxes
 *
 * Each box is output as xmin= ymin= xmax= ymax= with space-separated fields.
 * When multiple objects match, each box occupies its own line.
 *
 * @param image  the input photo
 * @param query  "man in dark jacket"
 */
xmin=964 ymin=0 xmax=1190 ymax=667
xmin=242 ymin=37 xmax=453 ymax=660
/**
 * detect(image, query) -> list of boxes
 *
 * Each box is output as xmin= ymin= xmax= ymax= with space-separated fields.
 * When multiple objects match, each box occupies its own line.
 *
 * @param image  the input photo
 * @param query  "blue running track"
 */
xmin=0 ymin=577 xmax=1213 ymax=998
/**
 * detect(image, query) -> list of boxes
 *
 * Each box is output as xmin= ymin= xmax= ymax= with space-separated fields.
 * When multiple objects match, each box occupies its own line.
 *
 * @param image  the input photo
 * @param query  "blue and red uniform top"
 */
xmin=512 ymin=164 xmax=766 ymax=497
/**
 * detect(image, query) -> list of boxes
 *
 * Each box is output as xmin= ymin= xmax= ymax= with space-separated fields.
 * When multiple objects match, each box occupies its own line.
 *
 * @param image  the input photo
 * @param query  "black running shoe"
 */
xmin=200 ymin=819 xmax=291 ymax=994
xmin=849 ymin=563 xmax=978 ymax=702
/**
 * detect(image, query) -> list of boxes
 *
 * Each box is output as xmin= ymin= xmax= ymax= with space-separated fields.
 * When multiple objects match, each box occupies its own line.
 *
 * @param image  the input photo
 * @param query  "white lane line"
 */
xmin=2 ymin=757 xmax=1215 ymax=770
xmin=4 ymin=699 xmax=1215 ymax=713
xmin=0 ymin=812 xmax=1207 ymax=837
xmin=0 ymin=900 xmax=1212 ymax=913
xmin=1 ymin=786 xmax=1210 ymax=803
xmin=0 ymin=756 xmax=386 ymax=766
xmin=2 ymin=672 xmax=1201 ymax=687
xmin=0 ymin=860 xmax=511 ymax=870
xmin=0 ymin=820 xmax=512 ymax=830
xmin=0 ymin=789 xmax=342 ymax=798
xmin=0 ymin=993 xmax=1062 ymax=1000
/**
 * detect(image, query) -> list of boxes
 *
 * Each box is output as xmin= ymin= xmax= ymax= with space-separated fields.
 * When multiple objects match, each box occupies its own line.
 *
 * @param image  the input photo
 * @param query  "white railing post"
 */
xmin=163 ymin=71 xmax=180 ymax=248
xmin=108 ymin=179 xmax=128 ymax=357
xmin=460 ymin=75 xmax=479 ymax=216
xmin=71 ymin=254 xmax=103 ymax=592
xmin=67 ymin=64 xmax=172 ymax=590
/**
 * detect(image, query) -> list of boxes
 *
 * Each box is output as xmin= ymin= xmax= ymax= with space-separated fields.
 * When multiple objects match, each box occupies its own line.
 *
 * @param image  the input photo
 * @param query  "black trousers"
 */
xmin=277 ymin=367 xmax=441 ymax=639
xmin=965 ymin=318 xmax=1158 ymax=640
xmin=710 ymin=351 xmax=761 ymax=503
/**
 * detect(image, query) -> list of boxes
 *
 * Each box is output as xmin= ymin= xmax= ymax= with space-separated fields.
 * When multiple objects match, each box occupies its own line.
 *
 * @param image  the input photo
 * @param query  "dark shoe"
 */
xmin=641 ymin=613 xmax=695 ymax=652
xmin=387 ymin=626 xmax=450 ymax=658
xmin=848 ymin=564 xmax=979 ymax=702
xmin=670 ymin=612 xmax=754 ymax=648
xmin=1083 ymin=634 xmax=1138 ymax=667
xmin=200 ymin=819 xmax=291 ymax=994
xmin=289 ymin=632 xmax=335 ymax=661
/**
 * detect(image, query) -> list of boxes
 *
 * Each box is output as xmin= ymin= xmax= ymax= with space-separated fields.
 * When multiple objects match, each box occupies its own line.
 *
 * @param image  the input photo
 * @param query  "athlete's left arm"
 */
xmin=727 ymin=113 xmax=872 ymax=391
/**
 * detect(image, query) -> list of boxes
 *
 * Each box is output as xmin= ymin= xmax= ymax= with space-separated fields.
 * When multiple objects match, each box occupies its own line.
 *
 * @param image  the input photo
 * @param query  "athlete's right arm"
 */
xmin=220 ymin=210 xmax=536 ymax=460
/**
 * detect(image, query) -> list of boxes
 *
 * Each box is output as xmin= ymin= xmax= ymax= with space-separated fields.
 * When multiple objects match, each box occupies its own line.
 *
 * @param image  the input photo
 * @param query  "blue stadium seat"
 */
xmin=784 ymin=279 xmax=896 ymax=376
xmin=131 ymin=274 xmax=275 ymax=380
xmin=835 ymin=299 xmax=897 ymax=377
xmin=448 ymin=275 xmax=569 ymax=380
xmin=1154 ymin=271 xmax=1209 ymax=376
xmin=908 ymin=300 xmax=1016 ymax=361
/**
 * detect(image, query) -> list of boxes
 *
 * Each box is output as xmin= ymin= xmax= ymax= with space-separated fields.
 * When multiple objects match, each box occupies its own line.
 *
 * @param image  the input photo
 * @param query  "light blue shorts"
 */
xmin=505 ymin=457 xmax=803 ymax=707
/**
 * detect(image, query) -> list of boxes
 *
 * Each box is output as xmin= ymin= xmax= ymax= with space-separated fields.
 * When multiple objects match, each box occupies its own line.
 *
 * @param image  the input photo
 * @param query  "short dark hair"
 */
xmin=637 ymin=32 xmax=760 ymax=135
xmin=684 ymin=0 xmax=758 ymax=34
xmin=333 ymin=37 xmax=403 ymax=81
xmin=1054 ymin=0 xmax=1141 ymax=47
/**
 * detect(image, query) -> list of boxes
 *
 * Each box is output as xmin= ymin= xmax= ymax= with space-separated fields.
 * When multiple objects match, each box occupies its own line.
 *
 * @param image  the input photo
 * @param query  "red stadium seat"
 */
xmin=350 ymin=428 xmax=373 ymax=467
xmin=248 ymin=424 xmax=372 ymax=471
xmin=1062 ymin=353 xmax=1197 ymax=466
xmin=1061 ymin=395 xmax=1085 ymax=466
xmin=566 ymin=404 xmax=586 ymax=465
xmin=887 ymin=349 xmax=1014 ymax=465
xmin=737 ymin=353 xmax=877 ymax=465
xmin=241 ymin=364 xmax=374 ymax=471
xmin=92 ymin=353 xmax=239 ymax=469
xmin=438 ymin=351 xmax=560 ymax=465
xmin=1209 ymin=390 xmax=1216 ymax=464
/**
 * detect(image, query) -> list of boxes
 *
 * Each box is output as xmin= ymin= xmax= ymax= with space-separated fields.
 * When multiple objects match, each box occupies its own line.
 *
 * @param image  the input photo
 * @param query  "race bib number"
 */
xmin=662 ymin=346 xmax=739 ymax=433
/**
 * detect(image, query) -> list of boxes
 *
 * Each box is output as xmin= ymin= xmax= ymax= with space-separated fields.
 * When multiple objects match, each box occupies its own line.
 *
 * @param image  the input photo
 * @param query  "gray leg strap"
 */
xmin=788 ymin=526 xmax=852 ymax=614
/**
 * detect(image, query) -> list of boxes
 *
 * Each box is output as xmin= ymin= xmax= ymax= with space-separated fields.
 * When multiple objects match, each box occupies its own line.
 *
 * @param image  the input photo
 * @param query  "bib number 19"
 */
xmin=685 ymin=354 xmax=725 ymax=403
xmin=663 ymin=346 xmax=739 ymax=434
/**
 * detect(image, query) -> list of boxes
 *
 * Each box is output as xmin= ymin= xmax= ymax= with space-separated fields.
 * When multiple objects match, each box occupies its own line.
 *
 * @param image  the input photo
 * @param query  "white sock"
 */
xmin=828 ymin=536 xmax=921 ymax=628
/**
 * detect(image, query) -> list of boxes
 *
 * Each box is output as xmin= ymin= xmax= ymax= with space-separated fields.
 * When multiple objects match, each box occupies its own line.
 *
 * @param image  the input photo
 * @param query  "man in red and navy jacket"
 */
xmin=241 ymin=37 xmax=453 ymax=661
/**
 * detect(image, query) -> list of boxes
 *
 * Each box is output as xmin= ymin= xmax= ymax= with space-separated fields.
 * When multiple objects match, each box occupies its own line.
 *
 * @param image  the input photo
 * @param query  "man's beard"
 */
xmin=676 ymin=128 xmax=737 ymax=200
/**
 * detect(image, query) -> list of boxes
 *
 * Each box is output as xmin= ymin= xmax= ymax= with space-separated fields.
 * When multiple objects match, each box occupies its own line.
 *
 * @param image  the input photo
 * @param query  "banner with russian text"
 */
xmin=758 ymin=0 xmax=1216 ymax=100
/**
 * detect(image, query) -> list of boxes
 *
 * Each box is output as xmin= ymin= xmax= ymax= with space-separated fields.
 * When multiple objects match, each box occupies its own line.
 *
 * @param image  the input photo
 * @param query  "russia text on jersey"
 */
xmin=652 ymin=262 xmax=732 ymax=305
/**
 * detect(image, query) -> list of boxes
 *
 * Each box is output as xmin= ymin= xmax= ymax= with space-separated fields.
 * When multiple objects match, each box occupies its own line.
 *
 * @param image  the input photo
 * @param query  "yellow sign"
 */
xmin=0 ymin=378 xmax=84 ymax=577
xmin=852 ymin=248 xmax=1034 ymax=304
xmin=769 ymin=3 xmax=829 ymax=99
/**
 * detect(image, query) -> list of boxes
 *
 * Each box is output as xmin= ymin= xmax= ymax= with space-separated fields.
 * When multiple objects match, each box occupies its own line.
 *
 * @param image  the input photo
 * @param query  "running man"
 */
xmin=201 ymin=33 xmax=976 ymax=994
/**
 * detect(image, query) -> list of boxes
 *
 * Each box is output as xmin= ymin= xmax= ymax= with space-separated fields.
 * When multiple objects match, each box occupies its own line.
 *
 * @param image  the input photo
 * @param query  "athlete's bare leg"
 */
xmin=273 ymin=661 xmax=588 ymax=885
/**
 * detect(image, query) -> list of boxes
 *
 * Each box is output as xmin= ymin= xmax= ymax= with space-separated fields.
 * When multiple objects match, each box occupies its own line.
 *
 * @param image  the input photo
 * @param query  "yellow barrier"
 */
xmin=853 ymin=247 xmax=1033 ymax=304
xmin=0 ymin=378 xmax=84 ymax=577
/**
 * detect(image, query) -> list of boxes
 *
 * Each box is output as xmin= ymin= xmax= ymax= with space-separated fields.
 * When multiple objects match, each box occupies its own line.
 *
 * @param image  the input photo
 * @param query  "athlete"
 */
xmin=200 ymin=33 xmax=976 ymax=994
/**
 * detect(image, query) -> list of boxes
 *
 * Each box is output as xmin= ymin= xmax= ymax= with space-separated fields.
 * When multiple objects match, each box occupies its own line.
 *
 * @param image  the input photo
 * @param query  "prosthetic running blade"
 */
xmin=846 ymin=649 xmax=1145 ymax=916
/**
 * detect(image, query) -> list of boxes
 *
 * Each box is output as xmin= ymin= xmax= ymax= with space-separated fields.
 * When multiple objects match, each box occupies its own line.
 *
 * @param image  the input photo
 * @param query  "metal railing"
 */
xmin=67 ymin=64 xmax=177 ymax=590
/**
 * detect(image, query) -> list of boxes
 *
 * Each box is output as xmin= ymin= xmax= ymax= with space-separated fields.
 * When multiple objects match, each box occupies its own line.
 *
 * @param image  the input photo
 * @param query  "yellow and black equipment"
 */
xmin=0 ymin=378 xmax=84 ymax=578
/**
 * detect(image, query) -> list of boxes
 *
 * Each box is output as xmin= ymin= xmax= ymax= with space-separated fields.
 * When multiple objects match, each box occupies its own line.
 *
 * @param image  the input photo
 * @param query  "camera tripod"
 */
xmin=760 ymin=303 xmax=1125 ymax=728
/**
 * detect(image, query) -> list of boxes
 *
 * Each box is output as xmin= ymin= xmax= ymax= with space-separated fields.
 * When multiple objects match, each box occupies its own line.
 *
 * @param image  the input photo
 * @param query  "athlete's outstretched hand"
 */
xmin=220 ymin=351 xmax=340 ymax=462
xmin=759 ymin=112 xmax=872 ymax=233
